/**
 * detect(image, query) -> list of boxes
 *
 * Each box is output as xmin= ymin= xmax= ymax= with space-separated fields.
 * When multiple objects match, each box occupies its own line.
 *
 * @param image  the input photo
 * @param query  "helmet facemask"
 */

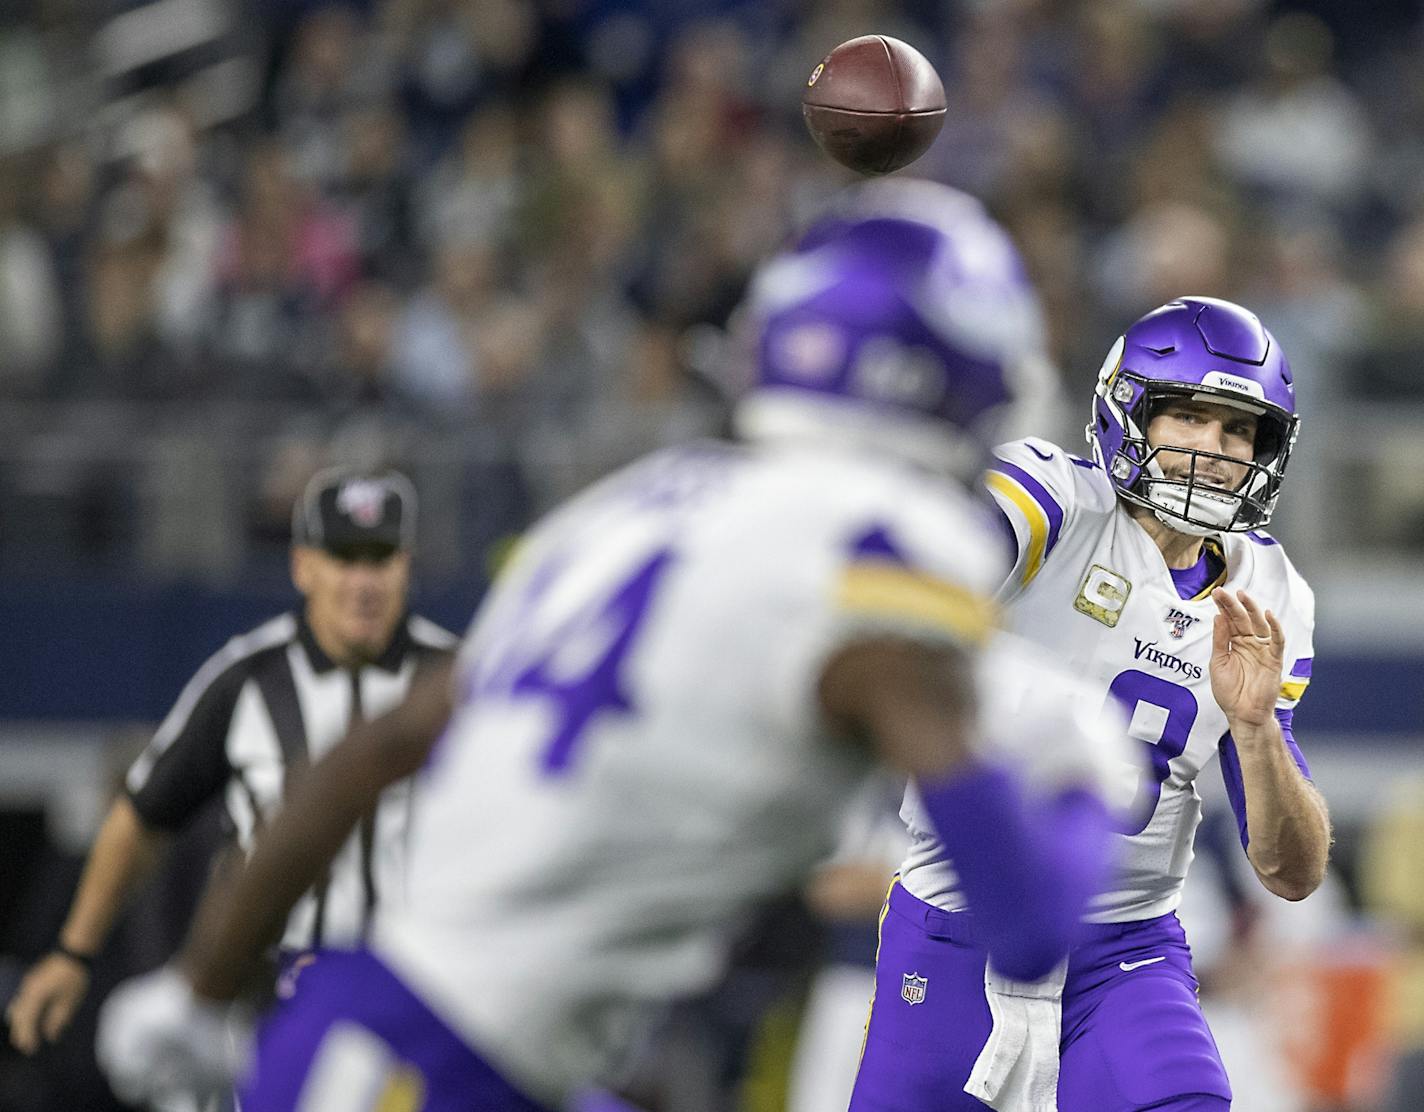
xmin=1091 ymin=371 xmax=1299 ymax=536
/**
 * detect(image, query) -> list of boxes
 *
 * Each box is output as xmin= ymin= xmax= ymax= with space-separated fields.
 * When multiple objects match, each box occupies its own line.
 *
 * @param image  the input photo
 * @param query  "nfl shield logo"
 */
xmin=901 ymin=971 xmax=928 ymax=1005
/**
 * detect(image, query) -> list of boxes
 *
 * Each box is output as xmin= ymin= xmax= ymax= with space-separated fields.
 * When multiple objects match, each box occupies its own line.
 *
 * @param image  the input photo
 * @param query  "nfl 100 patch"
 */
xmin=1164 ymin=606 xmax=1200 ymax=639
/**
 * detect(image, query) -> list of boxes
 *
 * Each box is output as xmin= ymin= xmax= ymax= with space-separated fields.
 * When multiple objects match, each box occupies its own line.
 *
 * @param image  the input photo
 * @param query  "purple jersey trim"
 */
xmin=989 ymin=460 xmax=1066 ymax=560
xmin=917 ymin=763 xmax=1109 ymax=979
xmin=1218 ymin=707 xmax=1311 ymax=849
xmin=1247 ymin=531 xmax=1279 ymax=546
xmin=1168 ymin=548 xmax=1216 ymax=600
xmin=848 ymin=523 xmax=909 ymax=565
xmin=1290 ymin=656 xmax=1313 ymax=678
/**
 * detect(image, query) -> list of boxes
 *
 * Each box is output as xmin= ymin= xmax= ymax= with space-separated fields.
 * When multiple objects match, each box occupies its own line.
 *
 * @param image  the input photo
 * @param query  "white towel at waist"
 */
xmin=963 ymin=959 xmax=1067 ymax=1112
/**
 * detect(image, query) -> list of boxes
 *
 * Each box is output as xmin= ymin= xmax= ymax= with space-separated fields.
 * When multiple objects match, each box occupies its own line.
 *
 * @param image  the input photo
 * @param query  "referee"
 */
xmin=6 ymin=467 xmax=458 ymax=1056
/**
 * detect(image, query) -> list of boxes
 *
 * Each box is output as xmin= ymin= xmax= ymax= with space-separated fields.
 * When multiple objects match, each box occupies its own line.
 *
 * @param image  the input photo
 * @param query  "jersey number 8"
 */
xmin=1107 ymin=670 xmax=1199 ymax=835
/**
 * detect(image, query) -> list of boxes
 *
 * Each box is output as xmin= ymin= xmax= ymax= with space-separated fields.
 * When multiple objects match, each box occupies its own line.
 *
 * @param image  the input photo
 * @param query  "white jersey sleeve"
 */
xmin=984 ymin=437 xmax=1113 ymax=598
xmin=1271 ymin=543 xmax=1316 ymax=714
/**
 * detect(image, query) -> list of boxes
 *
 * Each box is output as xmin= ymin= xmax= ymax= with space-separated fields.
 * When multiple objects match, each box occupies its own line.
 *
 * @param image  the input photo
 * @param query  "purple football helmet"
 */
xmin=1088 ymin=296 xmax=1299 ymax=535
xmin=733 ymin=179 xmax=1053 ymax=477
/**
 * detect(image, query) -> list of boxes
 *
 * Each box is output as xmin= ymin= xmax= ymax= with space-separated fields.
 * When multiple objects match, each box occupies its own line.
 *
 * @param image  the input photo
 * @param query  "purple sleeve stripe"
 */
xmin=1290 ymin=657 xmax=1313 ymax=679
xmin=989 ymin=461 xmax=1065 ymax=556
xmin=1218 ymin=734 xmax=1250 ymax=849
xmin=1277 ymin=706 xmax=1311 ymax=779
xmin=917 ymin=763 xmax=1109 ymax=980
xmin=1217 ymin=707 xmax=1311 ymax=852
xmin=848 ymin=524 xmax=910 ymax=566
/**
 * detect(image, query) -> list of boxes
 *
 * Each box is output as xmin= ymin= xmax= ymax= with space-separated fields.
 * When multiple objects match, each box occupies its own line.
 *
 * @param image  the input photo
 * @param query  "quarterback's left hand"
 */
xmin=96 ymin=966 xmax=251 ymax=1105
xmin=1209 ymin=588 xmax=1285 ymax=732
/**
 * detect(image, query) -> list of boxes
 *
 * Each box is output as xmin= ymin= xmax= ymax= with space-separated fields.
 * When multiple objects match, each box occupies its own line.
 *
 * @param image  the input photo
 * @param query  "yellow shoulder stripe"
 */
xmin=985 ymin=471 xmax=1049 ymax=586
xmin=373 ymin=1064 xmax=426 ymax=1112
xmin=838 ymin=563 xmax=998 ymax=645
xmin=1280 ymin=678 xmax=1310 ymax=702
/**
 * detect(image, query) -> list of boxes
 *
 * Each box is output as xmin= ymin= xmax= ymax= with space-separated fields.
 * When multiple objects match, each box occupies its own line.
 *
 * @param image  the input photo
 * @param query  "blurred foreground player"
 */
xmin=97 ymin=182 xmax=1137 ymax=1112
xmin=6 ymin=468 xmax=456 ymax=1059
xmin=851 ymin=297 xmax=1332 ymax=1111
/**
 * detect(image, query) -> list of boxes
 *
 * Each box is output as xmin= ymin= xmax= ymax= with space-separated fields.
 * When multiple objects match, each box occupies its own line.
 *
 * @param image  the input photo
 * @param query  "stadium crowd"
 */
xmin=3 ymin=0 xmax=1424 ymax=577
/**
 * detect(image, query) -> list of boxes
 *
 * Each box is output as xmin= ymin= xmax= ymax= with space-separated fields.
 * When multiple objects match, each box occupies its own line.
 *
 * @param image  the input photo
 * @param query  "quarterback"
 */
xmin=92 ymin=182 xmax=1137 ymax=1112
xmin=851 ymin=296 xmax=1331 ymax=1112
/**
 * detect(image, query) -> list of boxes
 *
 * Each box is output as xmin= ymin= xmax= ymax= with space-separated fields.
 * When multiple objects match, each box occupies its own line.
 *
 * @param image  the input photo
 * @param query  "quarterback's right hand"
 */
xmin=96 ymin=966 xmax=250 ymax=1105
xmin=5 ymin=950 xmax=91 ymax=1054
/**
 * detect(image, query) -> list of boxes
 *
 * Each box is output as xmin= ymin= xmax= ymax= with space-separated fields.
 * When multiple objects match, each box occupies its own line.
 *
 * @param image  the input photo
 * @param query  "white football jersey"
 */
xmin=374 ymin=440 xmax=1008 ymax=1104
xmin=901 ymin=436 xmax=1315 ymax=923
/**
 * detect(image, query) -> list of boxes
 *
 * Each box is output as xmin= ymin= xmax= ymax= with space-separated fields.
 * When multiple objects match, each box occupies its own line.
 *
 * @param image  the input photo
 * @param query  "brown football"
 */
xmin=802 ymin=35 xmax=946 ymax=175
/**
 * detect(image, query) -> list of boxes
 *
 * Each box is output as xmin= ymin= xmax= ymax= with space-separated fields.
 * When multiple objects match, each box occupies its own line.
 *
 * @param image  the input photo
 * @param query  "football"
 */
xmin=802 ymin=35 xmax=947 ymax=176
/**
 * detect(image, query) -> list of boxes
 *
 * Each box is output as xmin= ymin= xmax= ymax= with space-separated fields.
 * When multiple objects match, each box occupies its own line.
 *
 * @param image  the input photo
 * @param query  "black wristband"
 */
xmin=54 ymin=943 xmax=95 ymax=971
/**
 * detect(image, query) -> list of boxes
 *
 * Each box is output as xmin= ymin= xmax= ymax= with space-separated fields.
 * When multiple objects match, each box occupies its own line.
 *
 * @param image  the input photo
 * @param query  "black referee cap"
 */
xmin=292 ymin=467 xmax=417 ymax=558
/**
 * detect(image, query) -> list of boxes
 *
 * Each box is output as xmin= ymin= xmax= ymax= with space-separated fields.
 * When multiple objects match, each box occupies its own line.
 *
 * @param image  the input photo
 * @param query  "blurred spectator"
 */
xmin=521 ymin=78 xmax=637 ymax=275
xmin=1150 ymin=0 xmax=1267 ymax=96
xmin=0 ymin=156 xmax=62 ymax=394
xmin=29 ymin=142 xmax=96 ymax=353
xmin=1125 ymin=94 xmax=1241 ymax=217
xmin=416 ymin=101 xmax=521 ymax=254
xmin=272 ymin=4 xmax=390 ymax=194
xmin=205 ymin=139 xmax=358 ymax=395
xmin=384 ymin=0 xmax=539 ymax=164
xmin=1359 ymin=33 xmax=1424 ymax=221
xmin=1238 ymin=218 xmax=1365 ymax=552
xmin=322 ymin=278 xmax=415 ymax=416
xmin=1214 ymin=13 xmax=1375 ymax=212
xmin=916 ymin=9 xmax=1028 ymax=199
xmin=78 ymin=229 xmax=178 ymax=400
xmin=1093 ymin=199 xmax=1234 ymax=320
xmin=1060 ymin=0 xmax=1164 ymax=205
xmin=113 ymin=103 xmax=225 ymax=361
xmin=786 ymin=775 xmax=906 ymax=1112
xmin=1352 ymin=217 xmax=1424 ymax=402
xmin=557 ymin=319 xmax=725 ymax=503
xmin=1346 ymin=214 xmax=1424 ymax=549
xmin=1178 ymin=806 xmax=1309 ymax=1112
xmin=390 ymin=240 xmax=494 ymax=412
xmin=1362 ymin=774 xmax=1424 ymax=1112
xmin=336 ymin=103 xmax=418 ymax=284
xmin=470 ymin=292 xmax=546 ymax=432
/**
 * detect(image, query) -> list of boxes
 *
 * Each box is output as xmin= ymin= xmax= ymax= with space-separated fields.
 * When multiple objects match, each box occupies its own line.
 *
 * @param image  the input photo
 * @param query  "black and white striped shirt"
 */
xmin=125 ymin=611 xmax=458 ymax=951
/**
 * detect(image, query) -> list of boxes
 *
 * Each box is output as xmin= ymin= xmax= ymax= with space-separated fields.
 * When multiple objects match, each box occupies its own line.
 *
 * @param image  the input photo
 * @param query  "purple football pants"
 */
xmin=848 ymin=882 xmax=1231 ymax=1111
xmin=240 ymin=949 xmax=554 ymax=1112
